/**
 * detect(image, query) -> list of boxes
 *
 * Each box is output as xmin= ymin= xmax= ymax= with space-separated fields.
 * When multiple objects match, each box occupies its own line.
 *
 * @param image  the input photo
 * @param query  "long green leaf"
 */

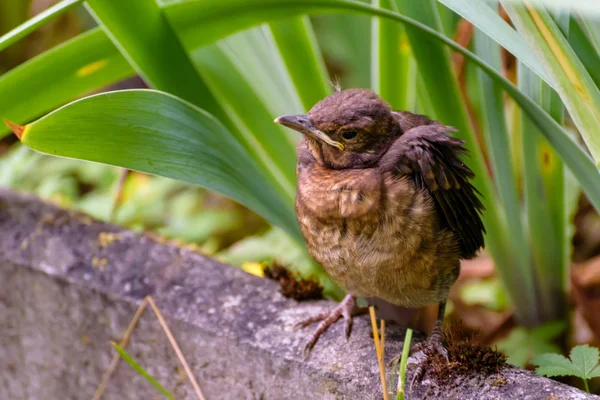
xmin=191 ymin=44 xmax=297 ymax=200
xmin=0 ymin=0 xmax=32 ymax=69
xmin=521 ymin=12 xmax=569 ymax=323
xmin=569 ymin=16 xmax=600 ymax=88
xmin=217 ymin=26 xmax=304 ymax=118
xmin=474 ymin=27 xmax=536 ymax=320
xmin=13 ymin=89 xmax=301 ymax=240
xmin=268 ymin=16 xmax=331 ymax=111
xmin=312 ymin=11 xmax=371 ymax=88
xmin=85 ymin=0 xmax=226 ymax=122
xmin=371 ymin=0 xmax=414 ymax=110
xmin=520 ymin=64 xmax=568 ymax=323
xmin=503 ymin=1 xmax=600 ymax=168
xmin=435 ymin=0 xmax=553 ymax=84
xmin=0 ymin=28 xmax=133 ymax=132
xmin=0 ymin=0 xmax=83 ymax=53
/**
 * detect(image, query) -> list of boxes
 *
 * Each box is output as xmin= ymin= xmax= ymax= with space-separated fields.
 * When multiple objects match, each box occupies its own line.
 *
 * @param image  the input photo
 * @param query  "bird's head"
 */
xmin=275 ymin=88 xmax=401 ymax=169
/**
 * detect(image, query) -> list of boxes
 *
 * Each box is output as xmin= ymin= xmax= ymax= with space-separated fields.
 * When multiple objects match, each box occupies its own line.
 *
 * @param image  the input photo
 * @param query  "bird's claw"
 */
xmin=409 ymin=323 xmax=449 ymax=390
xmin=295 ymin=294 xmax=356 ymax=357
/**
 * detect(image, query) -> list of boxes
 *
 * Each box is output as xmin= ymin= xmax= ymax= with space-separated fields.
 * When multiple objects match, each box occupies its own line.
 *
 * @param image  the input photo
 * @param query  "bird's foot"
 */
xmin=409 ymin=322 xmax=448 ymax=390
xmin=295 ymin=294 xmax=360 ymax=357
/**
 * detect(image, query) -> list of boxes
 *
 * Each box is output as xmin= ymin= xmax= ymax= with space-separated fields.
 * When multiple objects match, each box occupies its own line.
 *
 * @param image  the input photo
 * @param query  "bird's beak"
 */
xmin=274 ymin=114 xmax=345 ymax=150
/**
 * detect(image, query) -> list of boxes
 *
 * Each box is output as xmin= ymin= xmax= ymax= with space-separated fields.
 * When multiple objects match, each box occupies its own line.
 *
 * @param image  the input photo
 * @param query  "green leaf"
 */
xmin=0 ymin=28 xmax=134 ymax=136
xmin=14 ymin=89 xmax=301 ymax=241
xmin=503 ymin=2 xmax=600 ymax=169
xmin=531 ymin=344 xmax=600 ymax=381
xmin=312 ymin=11 xmax=371 ymax=88
xmin=216 ymin=26 xmax=305 ymax=117
xmin=531 ymin=353 xmax=579 ymax=377
xmin=495 ymin=321 xmax=565 ymax=367
xmin=0 ymin=0 xmax=32 ymax=68
xmin=473 ymin=25 xmax=534 ymax=317
xmin=519 ymin=60 xmax=569 ymax=323
xmin=570 ymin=344 xmax=600 ymax=379
xmin=435 ymin=0 xmax=552 ymax=84
xmin=0 ymin=0 xmax=83 ymax=53
xmin=590 ymin=364 xmax=600 ymax=379
xmin=268 ymin=16 xmax=332 ymax=111
xmin=112 ymin=342 xmax=174 ymax=399
xmin=371 ymin=0 xmax=414 ymax=110
xmin=191 ymin=43 xmax=297 ymax=200
xmin=85 ymin=0 xmax=227 ymax=122
xmin=569 ymin=16 xmax=600 ymax=88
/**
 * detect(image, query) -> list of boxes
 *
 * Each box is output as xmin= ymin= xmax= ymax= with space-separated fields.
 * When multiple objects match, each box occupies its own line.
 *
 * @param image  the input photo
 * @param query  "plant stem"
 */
xmin=397 ymin=328 xmax=413 ymax=400
xmin=583 ymin=378 xmax=590 ymax=393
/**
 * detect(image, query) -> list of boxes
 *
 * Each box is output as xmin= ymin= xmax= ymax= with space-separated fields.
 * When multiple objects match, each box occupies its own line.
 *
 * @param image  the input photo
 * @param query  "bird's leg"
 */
xmin=295 ymin=294 xmax=361 ymax=356
xmin=410 ymin=300 xmax=449 ymax=388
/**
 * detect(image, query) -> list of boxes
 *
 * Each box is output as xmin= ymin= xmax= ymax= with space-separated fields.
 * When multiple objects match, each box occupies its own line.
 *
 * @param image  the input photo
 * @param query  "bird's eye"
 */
xmin=342 ymin=131 xmax=358 ymax=140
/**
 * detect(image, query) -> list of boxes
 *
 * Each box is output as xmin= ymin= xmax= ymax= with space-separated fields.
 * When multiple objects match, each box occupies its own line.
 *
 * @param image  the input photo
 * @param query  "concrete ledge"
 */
xmin=0 ymin=188 xmax=596 ymax=399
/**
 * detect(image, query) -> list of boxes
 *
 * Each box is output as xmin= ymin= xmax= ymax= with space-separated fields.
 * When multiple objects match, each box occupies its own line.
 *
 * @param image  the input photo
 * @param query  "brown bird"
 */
xmin=275 ymin=88 xmax=485 ymax=365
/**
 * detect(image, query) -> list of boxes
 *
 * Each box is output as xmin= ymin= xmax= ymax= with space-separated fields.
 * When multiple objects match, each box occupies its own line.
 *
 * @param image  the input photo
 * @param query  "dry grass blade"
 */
xmin=146 ymin=296 xmax=206 ymax=400
xmin=369 ymin=306 xmax=389 ymax=400
xmin=380 ymin=319 xmax=385 ymax=349
xmin=92 ymin=296 xmax=205 ymax=400
xmin=92 ymin=298 xmax=149 ymax=400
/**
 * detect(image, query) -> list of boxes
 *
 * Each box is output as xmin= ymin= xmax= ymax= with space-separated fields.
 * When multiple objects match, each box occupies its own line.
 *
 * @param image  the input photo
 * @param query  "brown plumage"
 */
xmin=275 ymin=88 xmax=485 ymax=367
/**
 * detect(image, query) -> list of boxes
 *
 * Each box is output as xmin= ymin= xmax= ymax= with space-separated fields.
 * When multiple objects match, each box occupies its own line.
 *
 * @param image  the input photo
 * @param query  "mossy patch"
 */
xmin=264 ymin=262 xmax=324 ymax=301
xmin=418 ymin=321 xmax=508 ymax=387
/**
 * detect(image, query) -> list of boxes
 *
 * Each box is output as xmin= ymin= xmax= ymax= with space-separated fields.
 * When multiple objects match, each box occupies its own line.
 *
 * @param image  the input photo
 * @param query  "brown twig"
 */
xmin=380 ymin=320 xmax=385 ymax=350
xmin=91 ymin=296 xmax=206 ymax=400
xmin=91 ymin=298 xmax=149 ymax=400
xmin=147 ymin=296 xmax=206 ymax=400
xmin=370 ymin=306 xmax=389 ymax=400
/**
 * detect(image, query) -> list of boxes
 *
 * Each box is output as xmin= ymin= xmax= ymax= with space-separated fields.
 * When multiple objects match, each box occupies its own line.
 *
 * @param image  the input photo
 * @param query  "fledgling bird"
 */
xmin=274 ymin=88 xmax=485 ymax=365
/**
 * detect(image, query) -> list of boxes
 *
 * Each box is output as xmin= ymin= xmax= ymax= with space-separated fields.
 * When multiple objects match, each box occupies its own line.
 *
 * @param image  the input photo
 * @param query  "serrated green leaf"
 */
xmin=531 ymin=353 xmax=579 ymax=377
xmin=589 ymin=364 xmax=600 ymax=378
xmin=570 ymin=344 xmax=600 ymax=379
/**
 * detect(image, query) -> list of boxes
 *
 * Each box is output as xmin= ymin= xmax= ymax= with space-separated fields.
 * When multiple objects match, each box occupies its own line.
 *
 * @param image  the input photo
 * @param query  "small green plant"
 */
xmin=396 ymin=328 xmax=413 ymax=400
xmin=531 ymin=344 xmax=600 ymax=393
xmin=495 ymin=321 xmax=565 ymax=367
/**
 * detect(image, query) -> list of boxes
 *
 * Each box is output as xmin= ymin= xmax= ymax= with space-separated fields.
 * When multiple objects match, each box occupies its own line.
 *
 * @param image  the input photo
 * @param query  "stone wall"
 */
xmin=0 ymin=189 xmax=596 ymax=399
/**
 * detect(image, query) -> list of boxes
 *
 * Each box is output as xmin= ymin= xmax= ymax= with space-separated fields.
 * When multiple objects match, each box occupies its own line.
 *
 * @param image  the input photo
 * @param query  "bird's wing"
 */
xmin=379 ymin=124 xmax=485 ymax=258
